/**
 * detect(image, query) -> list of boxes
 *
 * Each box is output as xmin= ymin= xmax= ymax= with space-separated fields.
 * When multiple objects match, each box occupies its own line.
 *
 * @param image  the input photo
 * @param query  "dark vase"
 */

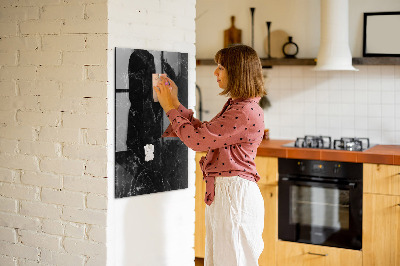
xmin=282 ymin=36 xmax=299 ymax=58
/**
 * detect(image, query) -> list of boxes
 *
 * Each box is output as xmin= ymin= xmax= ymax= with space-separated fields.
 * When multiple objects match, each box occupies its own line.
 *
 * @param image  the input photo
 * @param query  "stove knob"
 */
xmin=297 ymin=161 xmax=305 ymax=171
xmin=334 ymin=164 xmax=341 ymax=174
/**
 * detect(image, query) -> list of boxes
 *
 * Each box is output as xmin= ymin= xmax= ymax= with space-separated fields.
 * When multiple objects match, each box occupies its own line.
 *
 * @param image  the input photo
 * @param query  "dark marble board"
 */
xmin=115 ymin=48 xmax=189 ymax=198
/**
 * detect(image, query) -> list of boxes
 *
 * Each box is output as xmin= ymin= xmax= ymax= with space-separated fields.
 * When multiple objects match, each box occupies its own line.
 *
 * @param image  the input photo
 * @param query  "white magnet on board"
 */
xmin=144 ymin=144 xmax=154 ymax=161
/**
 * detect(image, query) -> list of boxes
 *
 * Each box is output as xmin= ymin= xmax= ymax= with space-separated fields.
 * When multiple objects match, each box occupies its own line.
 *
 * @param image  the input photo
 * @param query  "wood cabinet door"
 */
xmin=363 ymin=193 xmax=400 ymax=266
xmin=259 ymin=185 xmax=278 ymax=266
xmin=255 ymin=156 xmax=278 ymax=186
xmin=195 ymin=152 xmax=207 ymax=258
xmin=276 ymin=241 xmax=362 ymax=266
xmin=364 ymin=164 xmax=400 ymax=196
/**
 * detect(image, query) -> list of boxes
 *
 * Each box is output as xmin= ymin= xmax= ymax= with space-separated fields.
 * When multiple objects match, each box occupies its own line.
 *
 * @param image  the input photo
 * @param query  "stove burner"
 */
xmin=286 ymin=136 xmax=372 ymax=151
xmin=333 ymin=137 xmax=370 ymax=151
xmin=295 ymin=135 xmax=332 ymax=149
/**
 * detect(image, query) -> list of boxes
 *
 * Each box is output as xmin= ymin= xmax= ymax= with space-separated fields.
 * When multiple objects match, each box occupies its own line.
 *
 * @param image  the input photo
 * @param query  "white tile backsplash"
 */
xmin=381 ymin=66 xmax=395 ymax=77
xmin=368 ymin=104 xmax=382 ymax=118
xmin=382 ymin=78 xmax=395 ymax=91
xmin=355 ymin=116 xmax=368 ymax=130
xmin=367 ymin=91 xmax=381 ymax=105
xmin=382 ymin=90 xmax=395 ymax=104
xmin=196 ymin=65 xmax=400 ymax=144
xmin=382 ymin=105 xmax=395 ymax=118
xmin=382 ymin=117 xmax=396 ymax=131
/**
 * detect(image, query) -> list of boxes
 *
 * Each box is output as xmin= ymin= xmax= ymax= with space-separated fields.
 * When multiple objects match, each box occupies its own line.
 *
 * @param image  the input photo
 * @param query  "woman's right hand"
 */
xmin=161 ymin=76 xmax=180 ymax=108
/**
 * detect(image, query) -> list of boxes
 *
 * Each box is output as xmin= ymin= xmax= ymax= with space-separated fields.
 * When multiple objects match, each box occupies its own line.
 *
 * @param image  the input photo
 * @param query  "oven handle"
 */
xmin=280 ymin=177 xmax=357 ymax=189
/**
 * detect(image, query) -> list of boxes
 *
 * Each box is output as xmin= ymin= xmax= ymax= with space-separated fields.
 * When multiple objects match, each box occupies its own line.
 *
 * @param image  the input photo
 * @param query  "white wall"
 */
xmin=196 ymin=0 xmax=400 ymax=58
xmin=107 ymin=1 xmax=197 ymax=266
xmin=196 ymin=0 xmax=400 ymax=145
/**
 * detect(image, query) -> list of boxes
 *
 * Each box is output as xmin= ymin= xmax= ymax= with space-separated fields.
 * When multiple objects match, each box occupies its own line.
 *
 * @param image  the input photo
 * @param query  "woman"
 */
xmin=154 ymin=44 xmax=266 ymax=266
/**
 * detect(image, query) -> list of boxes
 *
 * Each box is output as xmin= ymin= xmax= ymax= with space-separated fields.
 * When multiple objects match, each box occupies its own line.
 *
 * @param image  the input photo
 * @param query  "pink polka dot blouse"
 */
xmin=162 ymin=97 xmax=265 ymax=205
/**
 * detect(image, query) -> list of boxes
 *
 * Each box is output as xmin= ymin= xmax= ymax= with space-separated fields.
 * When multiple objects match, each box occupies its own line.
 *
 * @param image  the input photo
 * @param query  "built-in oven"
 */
xmin=278 ymin=158 xmax=363 ymax=250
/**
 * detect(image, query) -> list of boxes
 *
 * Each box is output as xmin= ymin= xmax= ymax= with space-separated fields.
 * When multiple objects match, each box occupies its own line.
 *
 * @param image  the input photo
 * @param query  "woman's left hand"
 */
xmin=153 ymin=77 xmax=175 ymax=114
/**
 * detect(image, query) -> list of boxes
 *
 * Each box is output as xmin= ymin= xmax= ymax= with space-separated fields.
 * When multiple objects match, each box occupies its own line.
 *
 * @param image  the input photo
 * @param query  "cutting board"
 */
xmin=224 ymin=16 xmax=242 ymax=48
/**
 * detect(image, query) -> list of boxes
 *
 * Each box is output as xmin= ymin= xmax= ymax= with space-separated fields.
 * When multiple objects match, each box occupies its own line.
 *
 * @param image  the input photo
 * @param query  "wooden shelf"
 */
xmin=352 ymin=57 xmax=400 ymax=65
xmin=260 ymin=58 xmax=316 ymax=67
xmin=196 ymin=58 xmax=315 ymax=68
xmin=196 ymin=57 xmax=400 ymax=67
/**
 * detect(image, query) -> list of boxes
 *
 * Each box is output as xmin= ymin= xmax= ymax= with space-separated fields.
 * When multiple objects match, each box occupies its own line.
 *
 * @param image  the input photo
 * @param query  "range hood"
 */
xmin=314 ymin=0 xmax=358 ymax=71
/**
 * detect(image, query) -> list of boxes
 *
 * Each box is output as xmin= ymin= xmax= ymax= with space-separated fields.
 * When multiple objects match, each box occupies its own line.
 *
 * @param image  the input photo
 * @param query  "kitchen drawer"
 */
xmin=276 ymin=241 xmax=362 ymax=266
xmin=364 ymin=164 xmax=400 ymax=196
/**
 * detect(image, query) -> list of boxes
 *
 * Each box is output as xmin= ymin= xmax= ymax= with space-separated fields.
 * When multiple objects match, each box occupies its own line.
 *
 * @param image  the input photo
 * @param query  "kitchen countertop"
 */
xmin=256 ymin=139 xmax=400 ymax=165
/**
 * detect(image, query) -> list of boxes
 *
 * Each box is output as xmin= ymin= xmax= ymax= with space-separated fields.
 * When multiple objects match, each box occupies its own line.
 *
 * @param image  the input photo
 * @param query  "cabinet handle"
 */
xmin=397 ymin=204 xmax=400 ymax=207
xmin=307 ymin=252 xmax=328 ymax=256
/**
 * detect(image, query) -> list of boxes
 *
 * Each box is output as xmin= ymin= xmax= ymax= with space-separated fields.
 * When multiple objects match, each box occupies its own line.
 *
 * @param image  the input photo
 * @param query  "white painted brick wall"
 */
xmin=0 ymin=197 xmax=17 ymax=213
xmin=20 ymin=171 xmax=62 ymax=189
xmin=87 ymin=225 xmax=106 ymax=243
xmin=0 ymin=241 xmax=39 ymax=261
xmin=64 ymin=222 xmax=85 ymax=239
xmin=0 ymin=168 xmax=16 ymax=183
xmin=42 ymin=219 xmax=64 ymax=236
xmin=63 ymin=237 xmax=106 ymax=257
xmin=0 ymin=226 xmax=17 ymax=243
xmin=0 ymin=255 xmax=16 ymax=266
xmin=2 ymin=0 xmax=197 ymax=264
xmin=0 ymin=183 xmax=39 ymax=201
xmin=42 ymin=188 xmax=85 ymax=208
xmin=19 ymin=201 xmax=62 ymax=220
xmin=19 ymin=230 xmax=62 ymax=251
xmin=87 ymin=193 xmax=107 ymax=210
xmin=85 ymin=160 xmax=107 ymax=177
xmin=0 ymin=212 xmax=41 ymax=231
xmin=40 ymin=249 xmax=85 ymax=266
xmin=63 ymin=175 xmax=107 ymax=195
xmin=0 ymin=0 xmax=108 ymax=265
xmin=62 ymin=207 xmax=106 ymax=226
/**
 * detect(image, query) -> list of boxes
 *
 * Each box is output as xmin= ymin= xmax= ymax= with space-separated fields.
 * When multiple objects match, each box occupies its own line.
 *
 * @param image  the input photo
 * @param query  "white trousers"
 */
xmin=205 ymin=176 xmax=264 ymax=266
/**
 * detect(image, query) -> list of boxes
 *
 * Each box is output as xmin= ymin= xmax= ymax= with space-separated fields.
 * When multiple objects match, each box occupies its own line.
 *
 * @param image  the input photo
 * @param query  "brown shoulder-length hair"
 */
xmin=214 ymin=44 xmax=266 ymax=99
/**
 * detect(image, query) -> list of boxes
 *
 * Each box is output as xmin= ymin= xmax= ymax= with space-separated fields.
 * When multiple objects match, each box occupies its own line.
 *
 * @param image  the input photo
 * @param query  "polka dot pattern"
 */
xmin=161 ymin=97 xmax=265 ymax=206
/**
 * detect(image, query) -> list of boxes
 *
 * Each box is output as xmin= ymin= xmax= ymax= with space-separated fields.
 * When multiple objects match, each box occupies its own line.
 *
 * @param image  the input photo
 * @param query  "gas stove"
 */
xmin=283 ymin=135 xmax=373 ymax=151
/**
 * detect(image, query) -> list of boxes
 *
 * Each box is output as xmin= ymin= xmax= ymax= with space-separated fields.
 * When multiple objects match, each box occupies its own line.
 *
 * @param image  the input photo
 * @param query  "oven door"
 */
xmin=278 ymin=176 xmax=362 ymax=250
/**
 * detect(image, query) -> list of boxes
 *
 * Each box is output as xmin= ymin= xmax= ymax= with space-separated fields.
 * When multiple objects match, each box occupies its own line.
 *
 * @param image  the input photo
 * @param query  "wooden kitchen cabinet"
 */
xmin=258 ymin=184 xmax=278 ymax=266
xmin=276 ymin=241 xmax=362 ymax=266
xmin=256 ymin=156 xmax=278 ymax=266
xmin=364 ymin=163 xmax=400 ymax=196
xmin=255 ymin=156 xmax=278 ymax=186
xmin=363 ymin=193 xmax=400 ymax=266
xmin=363 ymin=163 xmax=400 ymax=266
xmin=195 ymin=152 xmax=207 ymax=258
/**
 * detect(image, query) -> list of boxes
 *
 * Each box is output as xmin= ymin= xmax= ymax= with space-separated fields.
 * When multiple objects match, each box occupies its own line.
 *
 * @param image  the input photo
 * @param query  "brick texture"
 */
xmin=42 ymin=219 xmax=64 ymax=236
xmin=0 ymin=1 xmax=107 ymax=264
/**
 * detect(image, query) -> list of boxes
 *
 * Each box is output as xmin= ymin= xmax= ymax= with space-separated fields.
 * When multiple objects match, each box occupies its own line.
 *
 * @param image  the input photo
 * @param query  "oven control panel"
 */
xmin=280 ymin=158 xmax=362 ymax=180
